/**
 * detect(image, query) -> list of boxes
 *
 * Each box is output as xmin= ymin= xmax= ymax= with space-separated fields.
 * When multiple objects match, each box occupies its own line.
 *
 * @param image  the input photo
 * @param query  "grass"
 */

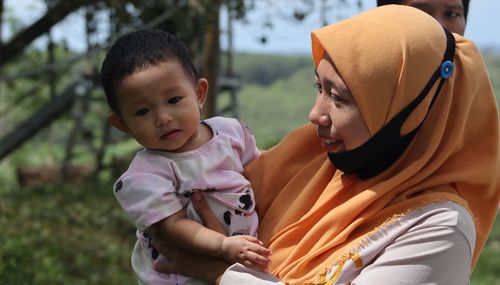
xmin=0 ymin=180 xmax=498 ymax=284
xmin=0 ymin=180 xmax=137 ymax=285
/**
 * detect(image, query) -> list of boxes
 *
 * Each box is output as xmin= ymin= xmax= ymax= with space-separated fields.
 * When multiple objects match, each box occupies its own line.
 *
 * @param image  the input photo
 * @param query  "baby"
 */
xmin=100 ymin=29 xmax=271 ymax=285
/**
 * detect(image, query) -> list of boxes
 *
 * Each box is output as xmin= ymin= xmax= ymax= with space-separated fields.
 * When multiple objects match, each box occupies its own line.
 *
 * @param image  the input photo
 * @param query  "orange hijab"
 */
xmin=245 ymin=5 xmax=499 ymax=284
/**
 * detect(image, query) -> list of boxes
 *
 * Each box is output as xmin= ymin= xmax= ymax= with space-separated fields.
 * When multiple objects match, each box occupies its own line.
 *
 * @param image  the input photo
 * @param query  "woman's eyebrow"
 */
xmin=314 ymin=70 xmax=335 ymax=88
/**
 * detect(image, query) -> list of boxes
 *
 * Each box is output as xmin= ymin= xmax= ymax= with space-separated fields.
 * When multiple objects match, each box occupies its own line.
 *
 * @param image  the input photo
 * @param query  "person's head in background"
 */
xmin=377 ymin=0 xmax=469 ymax=35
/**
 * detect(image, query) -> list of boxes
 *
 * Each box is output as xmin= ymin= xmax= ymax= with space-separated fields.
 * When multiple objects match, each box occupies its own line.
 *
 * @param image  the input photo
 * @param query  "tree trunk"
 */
xmin=200 ymin=0 xmax=221 ymax=118
xmin=0 ymin=0 xmax=96 ymax=66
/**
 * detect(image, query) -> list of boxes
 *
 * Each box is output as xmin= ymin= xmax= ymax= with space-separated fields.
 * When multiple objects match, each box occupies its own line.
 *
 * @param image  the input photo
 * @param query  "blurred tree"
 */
xmin=0 ymin=0 xmax=362 ymax=114
xmin=0 ymin=0 xmax=362 ymax=163
xmin=0 ymin=0 xmax=251 ymax=118
xmin=101 ymin=0 xmax=250 ymax=118
xmin=0 ymin=0 xmax=98 ymax=66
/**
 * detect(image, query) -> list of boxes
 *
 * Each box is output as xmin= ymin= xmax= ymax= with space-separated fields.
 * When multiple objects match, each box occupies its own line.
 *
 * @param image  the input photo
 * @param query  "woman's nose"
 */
xmin=309 ymin=99 xmax=331 ymax=127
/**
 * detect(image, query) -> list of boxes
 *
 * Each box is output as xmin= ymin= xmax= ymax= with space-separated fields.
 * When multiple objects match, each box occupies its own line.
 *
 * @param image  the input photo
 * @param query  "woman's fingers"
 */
xmin=152 ymin=256 xmax=173 ymax=273
xmin=151 ymin=240 xmax=201 ymax=275
xmin=152 ymin=239 xmax=230 ymax=282
xmin=191 ymin=191 xmax=225 ymax=234
xmin=151 ymin=241 xmax=176 ymax=273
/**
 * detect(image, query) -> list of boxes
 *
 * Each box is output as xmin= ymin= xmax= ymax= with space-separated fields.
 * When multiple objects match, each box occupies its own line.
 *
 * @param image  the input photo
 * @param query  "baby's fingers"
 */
xmin=240 ymin=235 xmax=264 ymax=245
xmin=242 ymin=248 xmax=271 ymax=271
xmin=241 ymin=252 xmax=271 ymax=272
xmin=246 ymin=240 xmax=272 ymax=257
xmin=242 ymin=260 xmax=270 ymax=273
xmin=252 ymin=252 xmax=272 ymax=268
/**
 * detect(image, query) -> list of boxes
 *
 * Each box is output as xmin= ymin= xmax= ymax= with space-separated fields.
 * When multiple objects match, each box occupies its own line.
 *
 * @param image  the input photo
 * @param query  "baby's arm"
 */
xmin=152 ymin=210 xmax=272 ymax=271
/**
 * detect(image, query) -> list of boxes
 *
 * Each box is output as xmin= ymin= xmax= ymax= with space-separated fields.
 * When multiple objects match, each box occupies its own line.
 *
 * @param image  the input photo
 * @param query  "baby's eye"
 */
xmin=134 ymin=108 xmax=149 ymax=116
xmin=168 ymin=96 xmax=182 ymax=104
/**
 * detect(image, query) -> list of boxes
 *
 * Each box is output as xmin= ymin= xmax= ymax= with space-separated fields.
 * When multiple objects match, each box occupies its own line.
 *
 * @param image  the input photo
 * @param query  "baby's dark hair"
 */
xmin=376 ymin=0 xmax=470 ymax=20
xmin=100 ymin=29 xmax=199 ymax=113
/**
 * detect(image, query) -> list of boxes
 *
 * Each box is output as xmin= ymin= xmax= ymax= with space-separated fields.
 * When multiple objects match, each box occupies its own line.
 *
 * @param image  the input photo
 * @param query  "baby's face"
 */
xmin=113 ymin=61 xmax=207 ymax=152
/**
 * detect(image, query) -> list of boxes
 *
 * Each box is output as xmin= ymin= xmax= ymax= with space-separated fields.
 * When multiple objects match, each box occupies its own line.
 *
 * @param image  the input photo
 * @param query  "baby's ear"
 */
xmin=196 ymin=78 xmax=209 ymax=109
xmin=108 ymin=112 xmax=129 ymax=133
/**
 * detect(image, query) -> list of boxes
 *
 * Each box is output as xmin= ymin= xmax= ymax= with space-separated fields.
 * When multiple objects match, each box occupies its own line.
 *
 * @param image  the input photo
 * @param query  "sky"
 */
xmin=3 ymin=0 xmax=500 ymax=55
xmin=225 ymin=0 xmax=500 ymax=54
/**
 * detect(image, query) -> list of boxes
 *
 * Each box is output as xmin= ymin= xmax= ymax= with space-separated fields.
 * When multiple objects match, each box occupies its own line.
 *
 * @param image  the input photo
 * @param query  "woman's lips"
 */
xmin=321 ymin=137 xmax=343 ymax=153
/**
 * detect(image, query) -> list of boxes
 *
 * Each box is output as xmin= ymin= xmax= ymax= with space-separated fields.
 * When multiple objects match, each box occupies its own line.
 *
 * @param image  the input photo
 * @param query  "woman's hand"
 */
xmin=152 ymin=191 xmax=230 ymax=283
xmin=152 ymin=239 xmax=229 ymax=284
xmin=191 ymin=191 xmax=225 ymax=234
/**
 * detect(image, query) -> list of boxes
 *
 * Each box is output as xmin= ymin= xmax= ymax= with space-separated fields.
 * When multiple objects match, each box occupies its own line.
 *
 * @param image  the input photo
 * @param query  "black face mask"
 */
xmin=328 ymin=28 xmax=456 ymax=179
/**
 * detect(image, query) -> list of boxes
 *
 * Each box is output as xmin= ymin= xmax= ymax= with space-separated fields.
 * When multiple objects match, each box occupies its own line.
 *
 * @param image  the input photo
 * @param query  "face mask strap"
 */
xmin=328 ymin=28 xmax=455 ymax=179
xmin=391 ymin=28 xmax=455 ymax=138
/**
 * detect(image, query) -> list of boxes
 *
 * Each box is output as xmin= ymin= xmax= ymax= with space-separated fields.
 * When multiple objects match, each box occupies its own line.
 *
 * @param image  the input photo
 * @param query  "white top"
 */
xmin=114 ymin=116 xmax=260 ymax=232
xmin=220 ymin=201 xmax=476 ymax=285
xmin=113 ymin=116 xmax=261 ymax=285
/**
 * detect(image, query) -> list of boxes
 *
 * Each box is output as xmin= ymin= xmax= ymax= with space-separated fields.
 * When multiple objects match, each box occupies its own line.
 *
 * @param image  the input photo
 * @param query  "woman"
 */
xmin=153 ymin=5 xmax=499 ymax=284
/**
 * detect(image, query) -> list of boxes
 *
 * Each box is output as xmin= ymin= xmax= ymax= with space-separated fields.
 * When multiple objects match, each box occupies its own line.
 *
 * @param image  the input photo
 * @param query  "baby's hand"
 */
xmin=220 ymin=235 xmax=272 ymax=272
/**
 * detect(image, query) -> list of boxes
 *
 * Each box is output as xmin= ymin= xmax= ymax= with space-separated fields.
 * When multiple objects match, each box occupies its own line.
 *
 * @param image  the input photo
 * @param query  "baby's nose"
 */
xmin=155 ymin=110 xmax=172 ymax=127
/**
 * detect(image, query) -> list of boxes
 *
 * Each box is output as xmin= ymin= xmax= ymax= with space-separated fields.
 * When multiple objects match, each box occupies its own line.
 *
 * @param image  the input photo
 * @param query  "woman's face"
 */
xmin=309 ymin=56 xmax=370 ymax=153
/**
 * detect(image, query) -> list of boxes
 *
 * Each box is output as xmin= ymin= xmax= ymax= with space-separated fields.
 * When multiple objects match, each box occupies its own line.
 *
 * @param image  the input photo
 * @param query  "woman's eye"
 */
xmin=328 ymin=91 xmax=346 ymax=105
xmin=134 ymin=108 xmax=149 ymax=116
xmin=168 ymin=96 xmax=182 ymax=104
xmin=332 ymin=94 xmax=344 ymax=103
xmin=313 ymin=82 xmax=322 ymax=93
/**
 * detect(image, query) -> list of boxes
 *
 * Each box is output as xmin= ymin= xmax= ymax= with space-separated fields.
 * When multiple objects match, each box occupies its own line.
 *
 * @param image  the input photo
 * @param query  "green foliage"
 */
xmin=229 ymin=52 xmax=313 ymax=86
xmin=471 ymin=215 xmax=500 ymax=284
xmin=0 ymin=180 xmax=137 ymax=285
xmin=1 ymin=45 xmax=79 ymax=134
xmin=0 ymin=141 xmax=66 ymax=192
xmin=237 ymin=66 xmax=315 ymax=148
xmin=483 ymin=51 xmax=500 ymax=106
xmin=216 ymin=51 xmax=316 ymax=149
